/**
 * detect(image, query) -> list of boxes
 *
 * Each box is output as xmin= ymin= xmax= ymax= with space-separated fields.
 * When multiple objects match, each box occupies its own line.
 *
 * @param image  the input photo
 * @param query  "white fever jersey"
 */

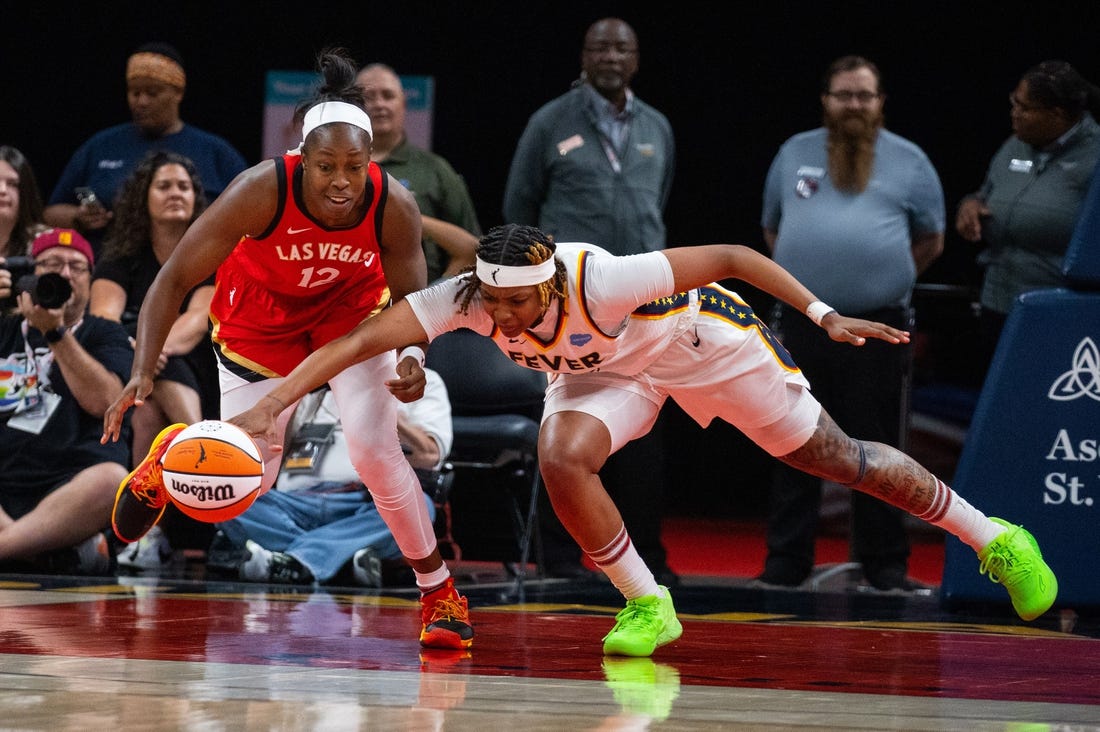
xmin=411 ymin=243 xmax=702 ymax=373
xmin=408 ymin=243 xmax=814 ymax=453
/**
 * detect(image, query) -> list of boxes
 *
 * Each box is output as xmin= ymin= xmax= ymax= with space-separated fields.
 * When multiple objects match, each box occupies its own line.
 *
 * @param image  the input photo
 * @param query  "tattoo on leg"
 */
xmin=841 ymin=440 xmax=866 ymax=486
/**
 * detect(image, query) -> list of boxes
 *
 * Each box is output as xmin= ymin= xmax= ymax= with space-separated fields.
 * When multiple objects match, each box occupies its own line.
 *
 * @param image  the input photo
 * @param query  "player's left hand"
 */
xmin=822 ymin=313 xmax=910 ymax=347
xmin=226 ymin=397 xmax=284 ymax=453
xmin=386 ymin=356 xmax=426 ymax=403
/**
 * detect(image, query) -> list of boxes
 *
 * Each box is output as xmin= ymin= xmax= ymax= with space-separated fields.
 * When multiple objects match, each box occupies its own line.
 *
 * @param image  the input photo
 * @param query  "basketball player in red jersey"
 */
xmin=101 ymin=48 xmax=473 ymax=650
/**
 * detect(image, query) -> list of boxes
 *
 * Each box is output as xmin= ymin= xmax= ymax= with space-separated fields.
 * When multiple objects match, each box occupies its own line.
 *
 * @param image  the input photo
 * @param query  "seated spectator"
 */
xmin=357 ymin=63 xmax=481 ymax=281
xmin=43 ymin=42 xmax=247 ymax=256
xmin=89 ymin=151 xmax=215 ymax=467
xmin=0 ymin=145 xmax=48 ymax=259
xmin=206 ymin=367 xmax=453 ymax=586
xmin=0 ymin=228 xmax=132 ymax=574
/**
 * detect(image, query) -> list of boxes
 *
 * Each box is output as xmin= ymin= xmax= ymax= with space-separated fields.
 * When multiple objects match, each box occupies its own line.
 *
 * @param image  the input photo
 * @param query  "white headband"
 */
xmin=299 ymin=101 xmax=373 ymax=148
xmin=476 ymin=256 xmax=557 ymax=287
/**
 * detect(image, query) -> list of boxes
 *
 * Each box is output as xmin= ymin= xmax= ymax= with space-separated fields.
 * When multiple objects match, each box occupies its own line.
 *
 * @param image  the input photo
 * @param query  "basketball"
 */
xmin=161 ymin=420 xmax=264 ymax=523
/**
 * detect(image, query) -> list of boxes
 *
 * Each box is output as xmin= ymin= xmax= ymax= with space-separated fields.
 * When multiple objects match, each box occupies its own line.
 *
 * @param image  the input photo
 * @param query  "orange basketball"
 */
xmin=161 ymin=420 xmax=264 ymax=523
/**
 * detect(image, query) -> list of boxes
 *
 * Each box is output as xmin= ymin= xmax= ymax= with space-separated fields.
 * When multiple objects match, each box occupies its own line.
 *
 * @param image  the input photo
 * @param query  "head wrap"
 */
xmin=126 ymin=51 xmax=186 ymax=89
xmin=31 ymin=228 xmax=95 ymax=267
xmin=475 ymin=257 xmax=557 ymax=287
xmin=298 ymin=101 xmax=373 ymax=150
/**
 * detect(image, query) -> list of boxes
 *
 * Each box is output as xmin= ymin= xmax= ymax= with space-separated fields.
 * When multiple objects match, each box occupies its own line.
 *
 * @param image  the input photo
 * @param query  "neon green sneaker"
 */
xmin=978 ymin=518 xmax=1058 ymax=621
xmin=602 ymin=657 xmax=681 ymax=721
xmin=602 ymin=586 xmax=682 ymax=657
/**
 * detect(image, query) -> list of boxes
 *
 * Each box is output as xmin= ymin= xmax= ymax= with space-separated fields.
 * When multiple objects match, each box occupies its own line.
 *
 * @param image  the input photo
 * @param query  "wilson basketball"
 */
xmin=161 ymin=420 xmax=264 ymax=523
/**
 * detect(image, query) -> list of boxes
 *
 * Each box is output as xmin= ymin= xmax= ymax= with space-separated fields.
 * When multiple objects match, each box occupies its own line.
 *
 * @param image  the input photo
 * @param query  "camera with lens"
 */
xmin=1 ymin=256 xmax=73 ymax=310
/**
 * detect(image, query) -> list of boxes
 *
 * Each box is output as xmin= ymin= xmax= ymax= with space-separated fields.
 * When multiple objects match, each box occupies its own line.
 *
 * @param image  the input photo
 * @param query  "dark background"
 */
xmin=5 ymin=1 xmax=1099 ymax=516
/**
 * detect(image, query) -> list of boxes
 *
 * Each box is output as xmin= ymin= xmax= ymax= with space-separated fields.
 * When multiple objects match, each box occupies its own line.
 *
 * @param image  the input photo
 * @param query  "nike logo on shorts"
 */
xmin=286 ymin=226 xmax=312 ymax=235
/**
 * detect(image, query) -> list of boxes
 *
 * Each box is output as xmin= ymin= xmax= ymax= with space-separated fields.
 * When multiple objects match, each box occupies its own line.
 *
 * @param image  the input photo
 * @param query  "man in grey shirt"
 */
xmin=759 ymin=55 xmax=945 ymax=591
xmin=502 ymin=17 xmax=677 ymax=582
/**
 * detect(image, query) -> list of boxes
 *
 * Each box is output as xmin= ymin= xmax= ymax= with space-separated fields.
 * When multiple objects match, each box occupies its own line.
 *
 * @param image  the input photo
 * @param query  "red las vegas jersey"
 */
xmin=210 ymin=155 xmax=393 ymax=377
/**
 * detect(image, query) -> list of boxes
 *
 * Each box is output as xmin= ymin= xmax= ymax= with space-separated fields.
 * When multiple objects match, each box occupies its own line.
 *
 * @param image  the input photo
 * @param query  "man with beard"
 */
xmin=502 ymin=17 xmax=677 ymax=583
xmin=757 ymin=55 xmax=945 ymax=591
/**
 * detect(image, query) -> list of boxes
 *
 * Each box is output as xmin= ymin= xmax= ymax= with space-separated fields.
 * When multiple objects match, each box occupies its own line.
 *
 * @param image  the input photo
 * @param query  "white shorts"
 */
xmin=542 ymin=287 xmax=821 ymax=457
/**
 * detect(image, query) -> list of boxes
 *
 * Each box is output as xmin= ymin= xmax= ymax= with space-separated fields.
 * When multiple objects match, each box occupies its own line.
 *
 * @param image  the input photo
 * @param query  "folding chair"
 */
xmin=425 ymin=328 xmax=547 ymax=599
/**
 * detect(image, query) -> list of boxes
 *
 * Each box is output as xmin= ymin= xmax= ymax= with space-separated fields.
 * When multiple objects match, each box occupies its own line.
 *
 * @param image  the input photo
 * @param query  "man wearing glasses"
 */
xmin=759 ymin=56 xmax=945 ymax=592
xmin=0 ymin=228 xmax=133 ymax=574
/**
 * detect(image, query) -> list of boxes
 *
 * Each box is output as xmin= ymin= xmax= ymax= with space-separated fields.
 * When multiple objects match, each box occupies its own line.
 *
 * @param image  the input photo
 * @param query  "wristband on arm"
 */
xmin=397 ymin=345 xmax=426 ymax=367
xmin=805 ymin=300 xmax=837 ymax=326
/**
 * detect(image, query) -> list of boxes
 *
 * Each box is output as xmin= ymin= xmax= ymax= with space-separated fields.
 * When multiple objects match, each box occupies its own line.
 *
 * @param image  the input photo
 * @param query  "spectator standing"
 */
xmin=758 ymin=55 xmax=945 ymax=590
xmin=0 ymin=228 xmax=132 ymax=574
xmin=357 ymin=63 xmax=480 ymax=281
xmin=501 ymin=17 xmax=677 ymax=582
xmin=43 ymin=42 xmax=247 ymax=255
xmin=956 ymin=60 xmax=1100 ymax=372
xmin=213 ymin=368 xmax=452 ymax=586
xmin=0 ymin=145 xmax=47 ymax=259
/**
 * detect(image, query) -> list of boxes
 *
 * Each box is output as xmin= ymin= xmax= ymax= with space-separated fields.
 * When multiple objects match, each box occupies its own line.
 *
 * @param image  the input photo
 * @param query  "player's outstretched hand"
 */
xmin=822 ymin=313 xmax=910 ymax=347
xmin=226 ymin=396 xmax=285 ymax=454
xmin=101 ymin=375 xmax=154 ymax=444
xmin=386 ymin=356 xmax=427 ymax=403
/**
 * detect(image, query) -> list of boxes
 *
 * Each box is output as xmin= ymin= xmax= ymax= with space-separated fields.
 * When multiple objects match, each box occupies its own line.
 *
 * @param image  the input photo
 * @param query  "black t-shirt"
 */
xmin=93 ymin=248 xmax=214 ymax=337
xmin=0 ymin=314 xmax=133 ymax=493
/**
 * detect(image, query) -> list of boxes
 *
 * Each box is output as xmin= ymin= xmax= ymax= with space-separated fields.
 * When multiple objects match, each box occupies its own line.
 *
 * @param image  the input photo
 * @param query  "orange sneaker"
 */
xmin=111 ymin=423 xmax=187 ymax=543
xmin=419 ymin=577 xmax=474 ymax=650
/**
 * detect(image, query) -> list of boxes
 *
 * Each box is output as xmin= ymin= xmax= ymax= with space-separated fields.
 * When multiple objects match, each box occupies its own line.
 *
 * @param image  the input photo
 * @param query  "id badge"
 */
xmin=8 ymin=390 xmax=62 ymax=434
xmin=283 ymin=422 xmax=336 ymax=473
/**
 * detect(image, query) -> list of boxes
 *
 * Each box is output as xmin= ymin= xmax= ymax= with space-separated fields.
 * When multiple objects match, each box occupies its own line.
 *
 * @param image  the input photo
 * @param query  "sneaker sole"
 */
xmin=111 ymin=488 xmax=167 ymax=544
xmin=603 ymin=617 xmax=683 ymax=657
xmin=110 ymin=424 xmax=185 ymax=543
xmin=420 ymin=627 xmax=474 ymax=650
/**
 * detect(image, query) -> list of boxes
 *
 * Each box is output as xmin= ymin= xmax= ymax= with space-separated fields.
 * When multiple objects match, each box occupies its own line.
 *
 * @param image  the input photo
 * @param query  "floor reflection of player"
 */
xmin=600 ymin=657 xmax=681 ymax=728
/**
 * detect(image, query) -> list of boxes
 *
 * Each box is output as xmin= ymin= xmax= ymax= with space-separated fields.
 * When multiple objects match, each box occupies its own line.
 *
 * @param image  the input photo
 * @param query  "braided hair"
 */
xmin=454 ymin=224 xmax=568 ymax=314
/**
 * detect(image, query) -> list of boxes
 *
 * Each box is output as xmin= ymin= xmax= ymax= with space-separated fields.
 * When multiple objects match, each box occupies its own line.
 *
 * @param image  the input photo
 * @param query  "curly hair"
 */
xmin=1023 ymin=60 xmax=1100 ymax=119
xmin=100 ymin=151 xmax=207 ymax=261
xmin=454 ymin=224 xmax=568 ymax=314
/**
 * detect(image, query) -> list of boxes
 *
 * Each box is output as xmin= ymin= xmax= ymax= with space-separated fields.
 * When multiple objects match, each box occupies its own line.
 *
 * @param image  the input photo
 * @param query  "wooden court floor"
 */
xmin=1 ymin=565 xmax=1098 ymax=731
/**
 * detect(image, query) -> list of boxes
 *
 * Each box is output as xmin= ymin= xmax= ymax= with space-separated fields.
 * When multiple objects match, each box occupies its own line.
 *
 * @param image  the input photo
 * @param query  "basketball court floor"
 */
xmin=2 ymin=563 xmax=1098 ymax=730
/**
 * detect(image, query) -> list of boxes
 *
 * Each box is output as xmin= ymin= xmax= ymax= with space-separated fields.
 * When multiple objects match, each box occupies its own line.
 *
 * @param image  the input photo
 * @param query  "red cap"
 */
xmin=31 ymin=228 xmax=95 ymax=267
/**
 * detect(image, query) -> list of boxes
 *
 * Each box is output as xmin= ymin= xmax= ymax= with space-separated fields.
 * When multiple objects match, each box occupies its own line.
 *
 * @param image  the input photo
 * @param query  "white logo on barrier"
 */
xmin=1049 ymin=337 xmax=1100 ymax=402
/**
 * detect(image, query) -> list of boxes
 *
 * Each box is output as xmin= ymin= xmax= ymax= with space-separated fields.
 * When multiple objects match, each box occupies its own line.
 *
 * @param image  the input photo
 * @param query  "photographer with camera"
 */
xmin=0 ymin=228 xmax=133 ymax=574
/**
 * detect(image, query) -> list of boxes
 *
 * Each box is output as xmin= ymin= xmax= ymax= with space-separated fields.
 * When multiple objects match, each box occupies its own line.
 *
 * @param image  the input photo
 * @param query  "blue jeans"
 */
xmin=218 ymin=483 xmax=435 ymax=582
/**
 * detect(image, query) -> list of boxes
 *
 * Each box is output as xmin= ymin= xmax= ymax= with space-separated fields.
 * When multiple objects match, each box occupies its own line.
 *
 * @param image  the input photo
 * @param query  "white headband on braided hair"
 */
xmin=297 ymin=101 xmax=373 ymax=150
xmin=475 ymin=256 xmax=557 ymax=287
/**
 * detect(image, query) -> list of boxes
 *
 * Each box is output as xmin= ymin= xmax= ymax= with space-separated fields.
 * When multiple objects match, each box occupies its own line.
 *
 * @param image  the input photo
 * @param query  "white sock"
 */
xmin=916 ymin=478 xmax=1004 ymax=552
xmin=416 ymin=566 xmax=451 ymax=593
xmin=589 ymin=524 xmax=661 ymax=599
